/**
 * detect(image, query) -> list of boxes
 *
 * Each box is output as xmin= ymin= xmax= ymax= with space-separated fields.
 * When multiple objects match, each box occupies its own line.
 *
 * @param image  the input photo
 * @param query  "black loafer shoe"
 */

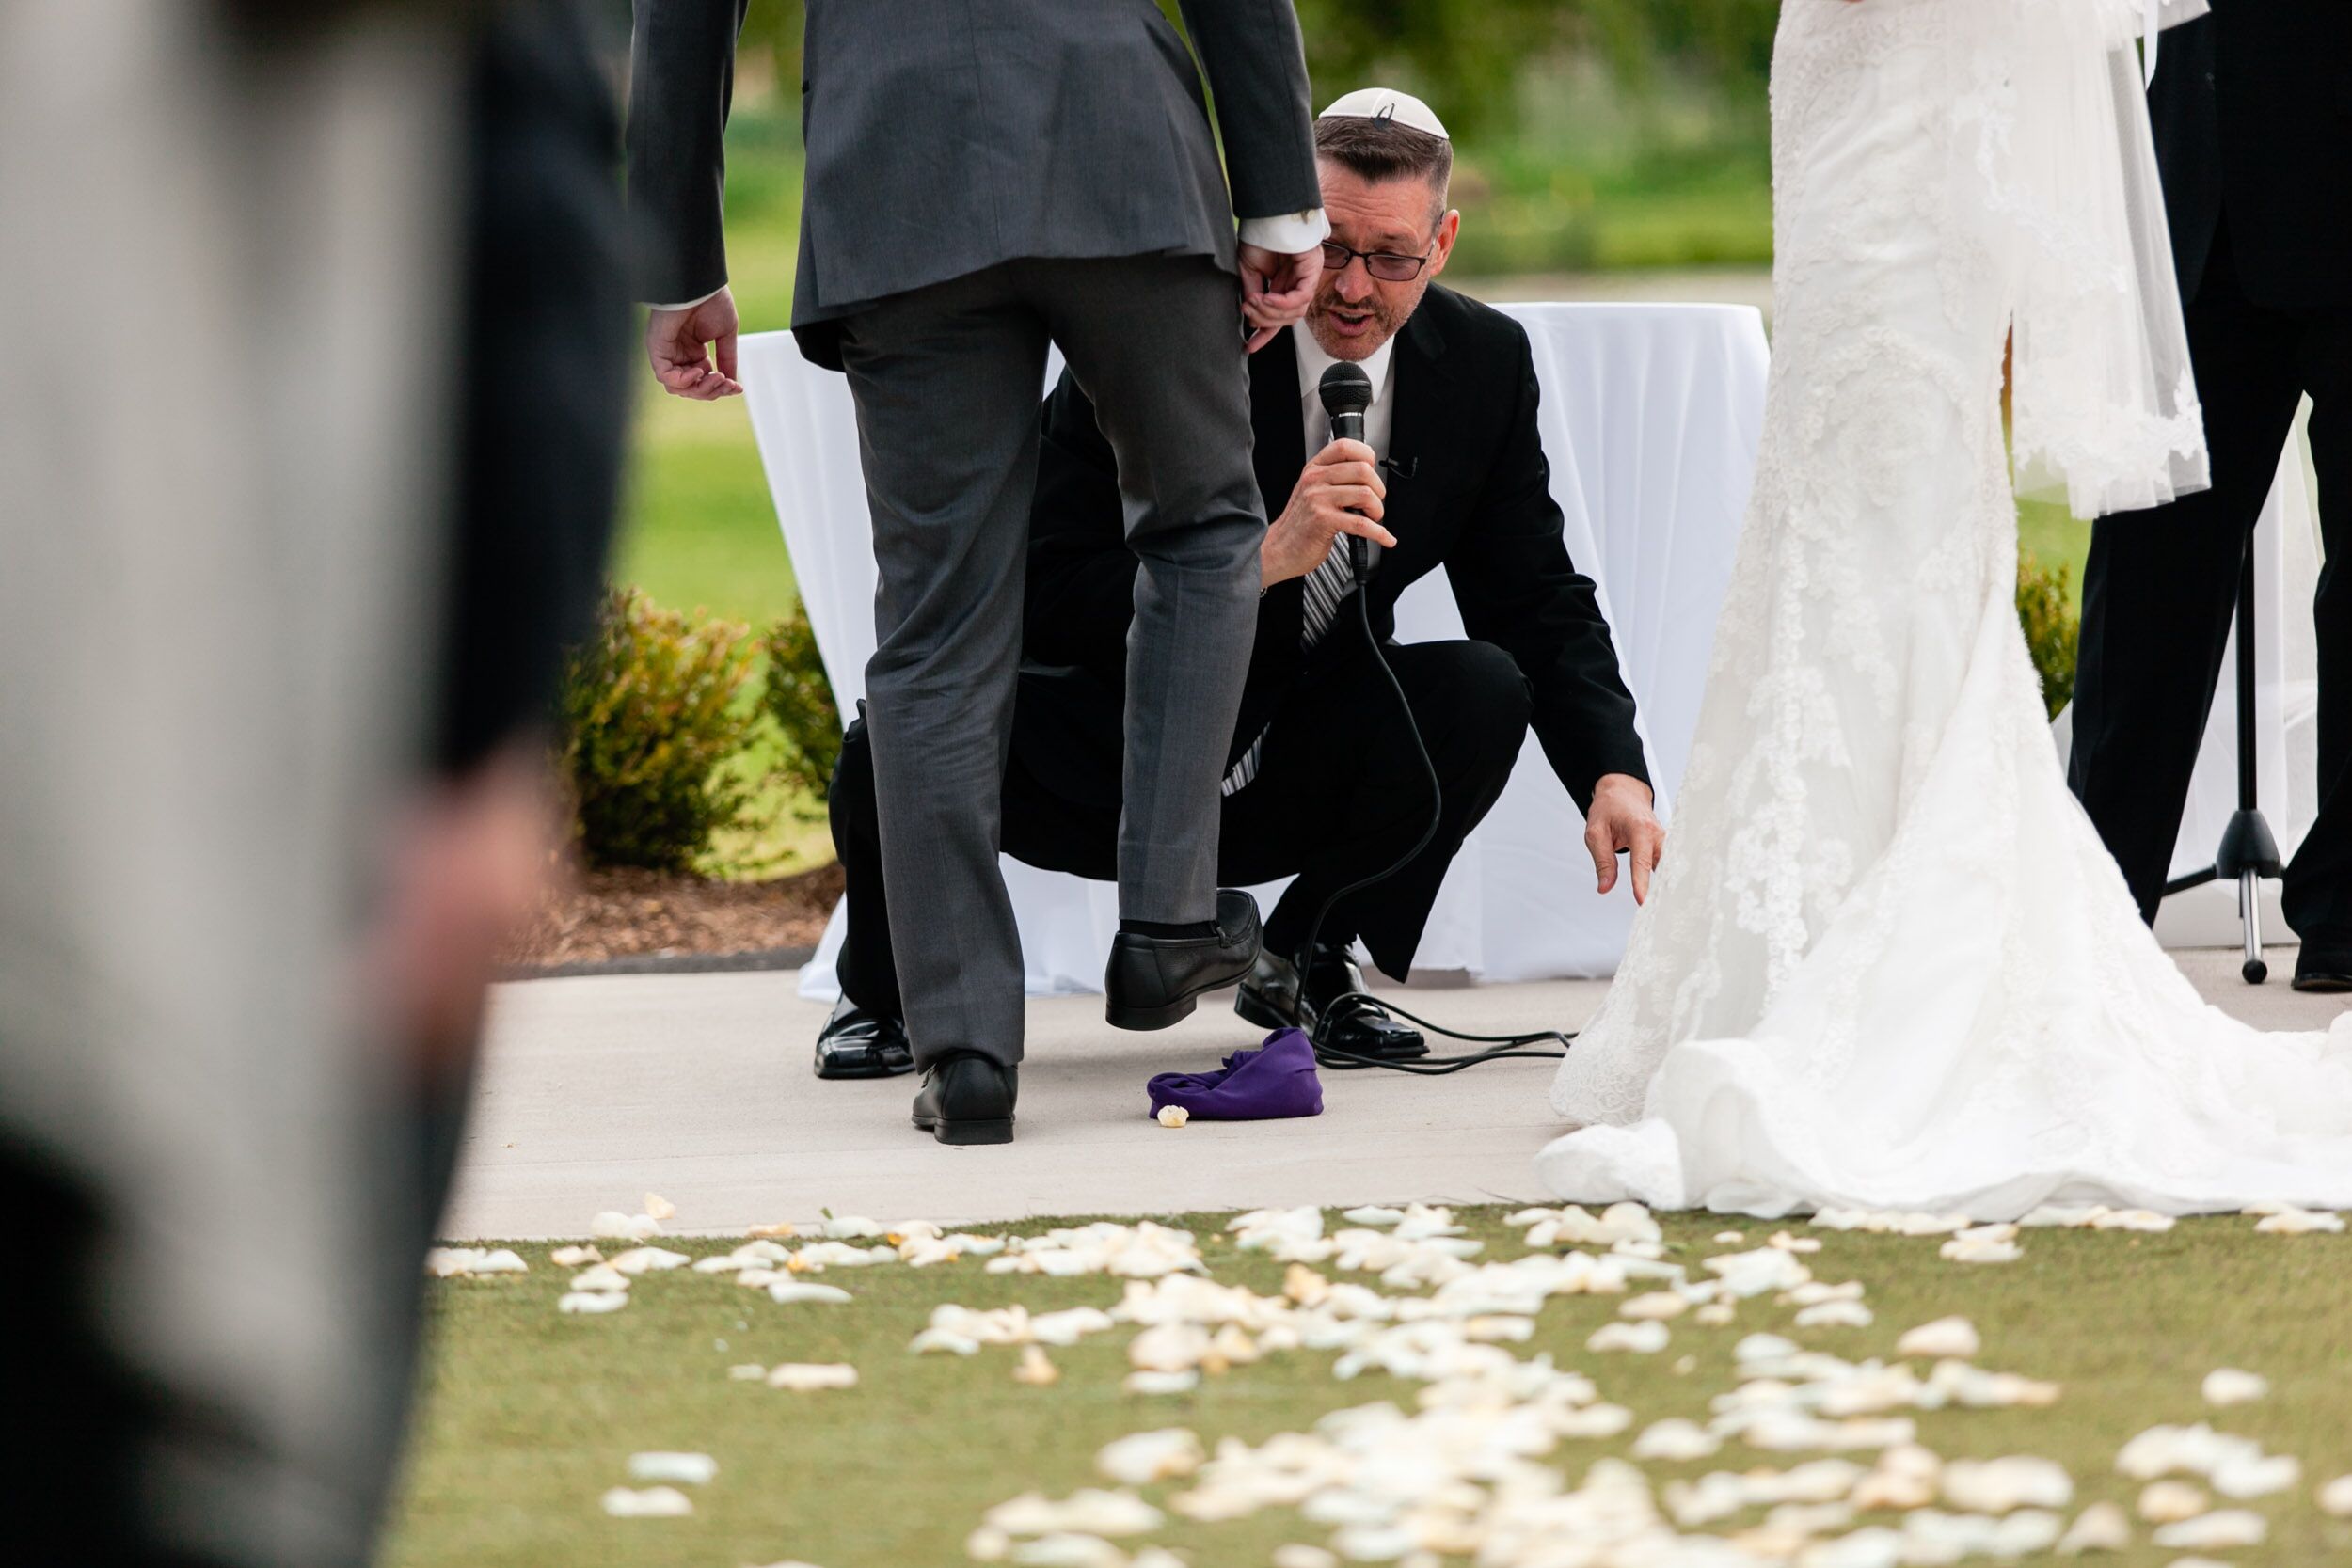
xmin=1237 ymin=943 xmax=1426 ymax=1060
xmin=814 ymin=996 xmax=915 ymax=1080
xmin=909 ymin=1052 xmax=1017 ymax=1146
xmin=1104 ymin=889 xmax=1263 ymax=1031
xmin=2293 ymin=942 xmax=2352 ymax=994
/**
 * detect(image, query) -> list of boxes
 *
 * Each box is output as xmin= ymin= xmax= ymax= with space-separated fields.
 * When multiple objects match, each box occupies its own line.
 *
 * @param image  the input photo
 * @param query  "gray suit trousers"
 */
xmin=835 ymin=254 xmax=1263 ymax=1067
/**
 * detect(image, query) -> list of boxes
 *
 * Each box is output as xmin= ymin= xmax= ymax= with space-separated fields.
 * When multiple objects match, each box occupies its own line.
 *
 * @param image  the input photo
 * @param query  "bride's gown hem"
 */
xmin=1537 ymin=0 xmax=2352 ymax=1220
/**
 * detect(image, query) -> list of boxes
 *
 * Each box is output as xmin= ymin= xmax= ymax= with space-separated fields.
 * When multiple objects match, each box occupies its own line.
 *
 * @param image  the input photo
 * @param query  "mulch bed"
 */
xmin=498 ymin=861 xmax=844 ymax=974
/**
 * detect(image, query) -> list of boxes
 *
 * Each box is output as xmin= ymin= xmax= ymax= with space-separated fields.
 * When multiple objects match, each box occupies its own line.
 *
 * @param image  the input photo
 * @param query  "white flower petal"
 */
xmin=627 ymin=1452 xmax=716 ymax=1485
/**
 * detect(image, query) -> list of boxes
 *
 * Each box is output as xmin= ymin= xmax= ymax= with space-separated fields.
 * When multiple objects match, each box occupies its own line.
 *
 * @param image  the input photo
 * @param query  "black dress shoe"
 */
xmin=813 ymin=996 xmax=915 ymax=1080
xmin=2293 ymin=941 xmax=2352 ymax=994
xmin=1235 ymin=943 xmax=1427 ymax=1061
xmin=909 ymin=1052 xmax=1017 ymax=1145
xmin=1103 ymin=889 xmax=1263 ymax=1031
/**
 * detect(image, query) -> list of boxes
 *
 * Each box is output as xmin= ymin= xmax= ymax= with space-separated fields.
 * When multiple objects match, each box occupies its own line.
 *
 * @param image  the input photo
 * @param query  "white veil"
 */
xmin=1959 ymin=0 xmax=2212 ymax=520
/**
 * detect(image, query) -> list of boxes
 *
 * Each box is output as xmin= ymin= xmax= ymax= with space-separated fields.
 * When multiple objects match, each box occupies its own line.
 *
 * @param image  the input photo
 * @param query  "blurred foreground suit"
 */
xmin=0 ymin=4 xmax=627 ymax=1563
xmin=629 ymin=1 xmax=1322 ymax=1068
xmin=2070 ymin=1 xmax=2352 ymax=953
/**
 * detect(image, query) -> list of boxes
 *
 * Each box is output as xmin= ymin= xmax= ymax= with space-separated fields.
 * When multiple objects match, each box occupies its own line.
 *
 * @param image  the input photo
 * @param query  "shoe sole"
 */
xmin=813 ymin=1053 xmax=916 ymax=1081
xmin=2292 ymin=974 xmax=2352 ymax=994
xmin=1106 ymin=994 xmax=1199 ymax=1031
xmin=911 ymin=1115 xmax=1015 ymax=1146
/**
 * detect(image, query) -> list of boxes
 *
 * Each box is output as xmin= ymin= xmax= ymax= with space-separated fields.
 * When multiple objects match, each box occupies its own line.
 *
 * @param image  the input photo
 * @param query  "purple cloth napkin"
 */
xmin=1147 ymin=1028 xmax=1324 ymax=1121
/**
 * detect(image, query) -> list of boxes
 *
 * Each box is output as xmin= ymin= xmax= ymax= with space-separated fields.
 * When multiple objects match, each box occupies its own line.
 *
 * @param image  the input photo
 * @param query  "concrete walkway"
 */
xmin=441 ymin=948 xmax=2344 ymax=1239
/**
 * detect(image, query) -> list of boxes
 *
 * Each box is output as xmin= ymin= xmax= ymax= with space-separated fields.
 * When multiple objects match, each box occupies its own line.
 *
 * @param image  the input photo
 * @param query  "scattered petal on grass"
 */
xmin=1768 ymin=1230 xmax=1822 ymax=1253
xmin=591 ymin=1211 xmax=663 ymax=1241
xmin=1124 ymin=1370 xmax=1200 ymax=1395
xmin=1619 ymin=1291 xmax=1689 ymax=1321
xmin=548 ymin=1244 xmax=601 ymax=1267
xmin=1342 ymin=1206 xmax=1403 ymax=1227
xmin=2254 ymin=1206 xmax=2345 ymax=1234
xmin=1941 ymin=1456 xmax=2074 ymax=1513
xmin=746 ymin=1221 xmax=798 ymax=1239
xmin=2200 ymin=1368 xmax=2267 ymax=1406
xmin=2320 ymin=1474 xmax=2352 ymax=1516
xmin=727 ymin=1364 xmax=767 ymax=1381
xmin=2211 ymin=1452 xmax=2298 ymax=1498
xmin=1694 ymin=1302 xmax=1738 ymax=1327
xmin=2151 ymin=1510 xmax=2265 ymax=1549
xmin=1794 ymin=1300 xmax=1874 ymax=1329
xmin=627 ymin=1452 xmax=716 ymax=1485
xmin=1632 ymin=1418 xmax=1721 ymax=1461
xmin=607 ymin=1246 xmax=691 ymax=1275
xmin=570 ymin=1264 xmax=629 ymax=1292
xmin=1156 ymin=1105 xmax=1190 ymax=1129
xmin=911 ymin=1329 xmax=980 ymax=1356
xmin=557 ymin=1291 xmax=628 ymax=1315
xmin=2137 ymin=1481 xmax=2208 ymax=1523
xmin=1896 ymin=1317 xmax=1980 ymax=1360
xmin=2054 ymin=1499 xmax=2131 ymax=1554
xmin=967 ymin=1527 xmax=1013 ymax=1562
xmin=1714 ymin=1230 xmax=1745 ymax=1243
xmin=770 ymin=1281 xmax=854 ymax=1306
xmin=600 ymin=1485 xmax=691 ymax=1517
xmin=1587 ymin=1320 xmax=1670 ymax=1354
xmin=765 ymin=1363 xmax=858 ymax=1391
xmin=1940 ymin=1225 xmax=2024 ymax=1263
xmin=1007 ymin=1535 xmax=1125 ymax=1568
xmin=986 ymin=1490 xmax=1165 ymax=1538
xmin=1096 ymin=1430 xmax=1204 ymax=1486
xmin=1272 ymin=1548 xmax=1338 ymax=1568
xmin=823 ymin=1214 xmax=885 ymax=1240
xmin=642 ymin=1192 xmax=676 ymax=1222
xmin=1013 ymin=1346 xmax=1060 ymax=1386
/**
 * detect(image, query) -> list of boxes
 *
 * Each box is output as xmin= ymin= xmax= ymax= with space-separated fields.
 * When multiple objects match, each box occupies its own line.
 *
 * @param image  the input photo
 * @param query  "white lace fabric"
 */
xmin=1538 ymin=0 xmax=2352 ymax=1219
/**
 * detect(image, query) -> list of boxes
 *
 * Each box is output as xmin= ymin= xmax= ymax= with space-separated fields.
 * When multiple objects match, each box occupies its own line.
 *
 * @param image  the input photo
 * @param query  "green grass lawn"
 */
xmin=387 ymin=1208 xmax=2352 ymax=1568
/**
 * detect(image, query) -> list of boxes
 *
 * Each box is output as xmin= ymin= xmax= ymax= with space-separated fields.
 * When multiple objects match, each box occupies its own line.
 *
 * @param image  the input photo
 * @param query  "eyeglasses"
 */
xmin=1320 ymin=240 xmax=1434 ymax=282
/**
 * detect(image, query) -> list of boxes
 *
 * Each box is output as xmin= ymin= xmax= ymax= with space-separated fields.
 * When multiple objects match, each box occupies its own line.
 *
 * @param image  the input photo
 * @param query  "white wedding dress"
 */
xmin=1538 ymin=0 xmax=2352 ymax=1217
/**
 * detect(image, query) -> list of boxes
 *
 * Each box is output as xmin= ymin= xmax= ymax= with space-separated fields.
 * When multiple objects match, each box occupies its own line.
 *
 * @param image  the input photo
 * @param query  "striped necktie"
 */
xmin=1221 ymin=541 xmax=1374 ymax=796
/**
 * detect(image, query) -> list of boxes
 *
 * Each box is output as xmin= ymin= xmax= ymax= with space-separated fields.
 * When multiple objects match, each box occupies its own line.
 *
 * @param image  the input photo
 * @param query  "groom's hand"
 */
xmin=1585 ymin=774 xmax=1665 ymax=904
xmin=1237 ymin=242 xmax=1324 ymax=353
xmin=646 ymin=286 xmax=742 ymax=400
xmin=1262 ymin=438 xmax=1398 ymax=589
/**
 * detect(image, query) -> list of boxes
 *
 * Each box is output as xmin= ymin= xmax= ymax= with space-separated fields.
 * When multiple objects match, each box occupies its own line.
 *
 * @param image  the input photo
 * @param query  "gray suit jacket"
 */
xmin=628 ymin=0 xmax=1322 ymax=364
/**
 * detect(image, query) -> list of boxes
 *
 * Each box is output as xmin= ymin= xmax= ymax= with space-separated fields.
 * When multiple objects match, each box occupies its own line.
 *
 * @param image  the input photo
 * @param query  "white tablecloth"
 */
xmin=739 ymin=302 xmax=1772 ymax=995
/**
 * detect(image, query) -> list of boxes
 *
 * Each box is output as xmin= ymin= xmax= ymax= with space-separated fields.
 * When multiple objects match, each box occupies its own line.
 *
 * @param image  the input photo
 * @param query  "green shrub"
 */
xmin=2016 ymin=554 xmax=2078 ymax=720
xmin=559 ymin=588 xmax=764 ymax=870
xmin=761 ymin=601 xmax=844 ymax=802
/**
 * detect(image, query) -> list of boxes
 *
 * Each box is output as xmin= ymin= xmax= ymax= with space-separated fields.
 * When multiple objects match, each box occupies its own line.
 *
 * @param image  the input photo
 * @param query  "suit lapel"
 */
xmin=1375 ymin=300 xmax=1454 ymax=594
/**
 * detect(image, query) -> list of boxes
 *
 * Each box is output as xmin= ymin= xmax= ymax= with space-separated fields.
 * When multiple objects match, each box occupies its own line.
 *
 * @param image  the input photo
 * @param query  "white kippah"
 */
xmin=1317 ymin=88 xmax=1450 ymax=142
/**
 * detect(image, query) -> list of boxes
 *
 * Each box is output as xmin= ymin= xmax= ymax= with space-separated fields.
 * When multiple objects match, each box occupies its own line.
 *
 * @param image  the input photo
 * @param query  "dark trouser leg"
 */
xmin=836 ymin=270 xmax=1048 ymax=1069
xmin=1238 ymin=639 xmax=1534 ymax=980
xmin=826 ymin=713 xmax=905 ymax=1022
xmin=2070 ymin=227 xmax=2304 ymax=922
xmin=1018 ymin=257 xmax=1265 ymax=924
xmin=2283 ymin=307 xmax=2352 ymax=942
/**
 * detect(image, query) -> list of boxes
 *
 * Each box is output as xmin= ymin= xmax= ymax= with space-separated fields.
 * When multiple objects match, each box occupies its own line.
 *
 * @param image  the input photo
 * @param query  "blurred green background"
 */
xmin=603 ymin=1 xmax=2093 ymax=877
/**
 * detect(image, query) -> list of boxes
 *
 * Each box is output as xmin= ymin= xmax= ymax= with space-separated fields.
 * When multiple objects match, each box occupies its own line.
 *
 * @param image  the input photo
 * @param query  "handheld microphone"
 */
xmin=1317 ymin=361 xmax=1376 ymax=576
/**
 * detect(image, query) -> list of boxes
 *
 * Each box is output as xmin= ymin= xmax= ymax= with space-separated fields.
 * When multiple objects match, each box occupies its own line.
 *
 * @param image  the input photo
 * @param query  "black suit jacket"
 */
xmin=1022 ymin=284 xmax=1651 ymax=816
xmin=2150 ymin=1 xmax=2352 ymax=309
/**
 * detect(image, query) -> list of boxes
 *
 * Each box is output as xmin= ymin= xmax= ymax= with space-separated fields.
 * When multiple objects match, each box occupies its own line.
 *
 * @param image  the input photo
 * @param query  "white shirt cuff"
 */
xmin=1237 ymin=210 xmax=1329 ymax=255
xmin=646 ymin=284 xmax=724 ymax=312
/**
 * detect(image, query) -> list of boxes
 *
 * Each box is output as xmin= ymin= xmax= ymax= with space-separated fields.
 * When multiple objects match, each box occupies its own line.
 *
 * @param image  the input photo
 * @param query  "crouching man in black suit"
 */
xmin=814 ymin=92 xmax=1663 ymax=1079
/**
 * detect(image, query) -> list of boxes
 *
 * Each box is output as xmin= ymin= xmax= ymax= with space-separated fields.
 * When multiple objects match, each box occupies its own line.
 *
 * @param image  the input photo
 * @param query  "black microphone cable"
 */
xmin=1284 ymin=531 xmax=1575 ymax=1075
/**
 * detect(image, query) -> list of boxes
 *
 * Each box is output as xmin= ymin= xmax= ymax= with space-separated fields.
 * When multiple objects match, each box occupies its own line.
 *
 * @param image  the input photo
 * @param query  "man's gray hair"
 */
xmin=1312 ymin=114 xmax=1453 ymax=221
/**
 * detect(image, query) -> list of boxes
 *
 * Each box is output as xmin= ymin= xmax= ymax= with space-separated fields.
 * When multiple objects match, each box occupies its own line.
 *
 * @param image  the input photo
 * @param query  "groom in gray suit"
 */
xmin=628 ymin=2 xmax=1329 ymax=1143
